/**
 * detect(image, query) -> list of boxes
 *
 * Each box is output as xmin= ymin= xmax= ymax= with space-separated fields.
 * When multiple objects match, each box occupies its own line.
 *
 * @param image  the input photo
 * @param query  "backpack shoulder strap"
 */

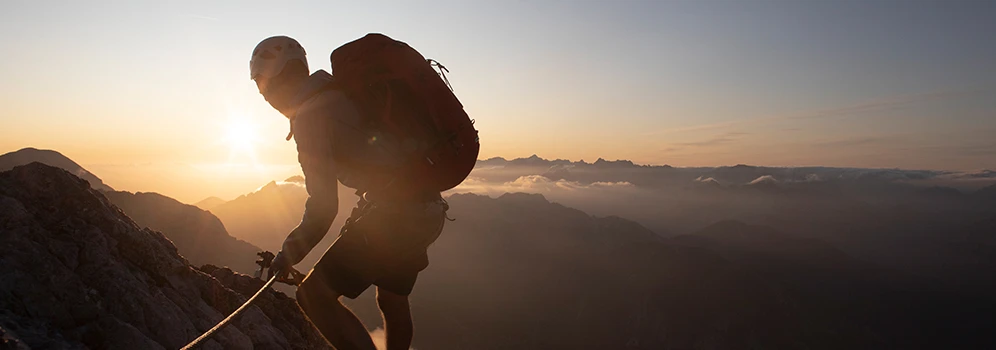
xmin=285 ymin=71 xmax=340 ymax=141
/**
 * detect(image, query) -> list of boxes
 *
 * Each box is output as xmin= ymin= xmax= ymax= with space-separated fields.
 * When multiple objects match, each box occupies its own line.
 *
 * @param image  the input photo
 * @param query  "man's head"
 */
xmin=250 ymin=36 xmax=309 ymax=116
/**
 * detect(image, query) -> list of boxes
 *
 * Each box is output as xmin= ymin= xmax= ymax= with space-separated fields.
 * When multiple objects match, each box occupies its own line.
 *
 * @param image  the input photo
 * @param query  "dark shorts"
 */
xmin=311 ymin=198 xmax=447 ymax=299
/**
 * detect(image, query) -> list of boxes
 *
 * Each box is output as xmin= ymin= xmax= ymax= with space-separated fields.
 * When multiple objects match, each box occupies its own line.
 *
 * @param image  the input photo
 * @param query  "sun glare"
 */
xmin=225 ymin=121 xmax=256 ymax=150
xmin=222 ymin=118 xmax=261 ymax=165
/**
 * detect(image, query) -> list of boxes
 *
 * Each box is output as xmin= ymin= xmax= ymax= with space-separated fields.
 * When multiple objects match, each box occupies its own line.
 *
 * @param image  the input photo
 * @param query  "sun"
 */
xmin=222 ymin=118 xmax=261 ymax=164
xmin=225 ymin=121 xmax=257 ymax=150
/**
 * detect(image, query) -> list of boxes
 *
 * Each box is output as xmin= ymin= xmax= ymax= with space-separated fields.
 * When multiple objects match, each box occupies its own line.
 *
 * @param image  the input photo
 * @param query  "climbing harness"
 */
xmin=178 ymin=251 xmax=304 ymax=350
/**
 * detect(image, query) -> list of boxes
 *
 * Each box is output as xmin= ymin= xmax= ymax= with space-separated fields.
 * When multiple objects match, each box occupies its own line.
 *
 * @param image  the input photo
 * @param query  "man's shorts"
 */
xmin=312 ymin=198 xmax=447 ymax=299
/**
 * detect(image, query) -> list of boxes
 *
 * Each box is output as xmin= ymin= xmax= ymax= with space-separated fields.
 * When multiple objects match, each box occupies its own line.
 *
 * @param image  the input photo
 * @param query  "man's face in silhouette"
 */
xmin=255 ymin=61 xmax=307 ymax=115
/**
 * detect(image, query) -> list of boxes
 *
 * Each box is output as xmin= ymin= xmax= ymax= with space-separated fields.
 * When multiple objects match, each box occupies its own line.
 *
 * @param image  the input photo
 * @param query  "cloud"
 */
xmin=814 ymin=137 xmax=893 ymax=148
xmin=748 ymin=175 xmax=779 ymax=185
xmin=449 ymin=175 xmax=636 ymax=197
xmin=506 ymin=175 xmax=635 ymax=191
xmin=694 ymin=176 xmax=723 ymax=186
xmin=666 ymin=132 xmax=750 ymax=152
xmin=674 ymin=132 xmax=750 ymax=148
xmin=653 ymin=120 xmax=740 ymax=134
xmin=939 ymin=170 xmax=996 ymax=179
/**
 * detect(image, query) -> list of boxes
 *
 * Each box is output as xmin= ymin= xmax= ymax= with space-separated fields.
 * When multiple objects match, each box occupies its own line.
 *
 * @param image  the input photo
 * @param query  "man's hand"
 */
xmin=268 ymin=251 xmax=291 ymax=281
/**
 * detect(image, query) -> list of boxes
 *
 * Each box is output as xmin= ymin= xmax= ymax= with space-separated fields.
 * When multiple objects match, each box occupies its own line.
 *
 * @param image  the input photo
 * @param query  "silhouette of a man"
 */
xmin=250 ymin=35 xmax=447 ymax=350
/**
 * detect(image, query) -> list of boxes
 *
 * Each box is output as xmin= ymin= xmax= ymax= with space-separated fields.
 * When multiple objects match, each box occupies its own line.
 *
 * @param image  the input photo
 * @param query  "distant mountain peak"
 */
xmin=258 ymin=180 xmax=280 ymax=191
xmin=193 ymin=196 xmax=226 ymax=210
xmin=0 ymin=147 xmax=113 ymax=191
xmin=478 ymin=155 xmax=668 ymax=169
xmin=497 ymin=192 xmax=550 ymax=204
xmin=592 ymin=158 xmax=636 ymax=168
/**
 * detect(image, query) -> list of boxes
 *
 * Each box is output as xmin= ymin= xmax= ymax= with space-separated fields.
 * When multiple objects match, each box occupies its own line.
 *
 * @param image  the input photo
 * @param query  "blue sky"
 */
xmin=1 ymin=0 xmax=994 ymax=201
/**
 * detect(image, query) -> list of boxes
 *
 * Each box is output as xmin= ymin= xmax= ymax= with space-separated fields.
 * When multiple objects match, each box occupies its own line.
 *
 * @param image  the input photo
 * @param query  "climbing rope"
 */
xmin=179 ymin=274 xmax=278 ymax=350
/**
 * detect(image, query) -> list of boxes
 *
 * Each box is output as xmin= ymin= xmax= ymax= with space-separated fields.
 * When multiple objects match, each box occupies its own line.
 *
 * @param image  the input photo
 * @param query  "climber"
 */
xmin=248 ymin=34 xmax=478 ymax=350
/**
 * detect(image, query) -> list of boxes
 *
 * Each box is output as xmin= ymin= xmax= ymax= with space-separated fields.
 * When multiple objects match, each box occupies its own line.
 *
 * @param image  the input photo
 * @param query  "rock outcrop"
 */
xmin=0 ymin=163 xmax=329 ymax=349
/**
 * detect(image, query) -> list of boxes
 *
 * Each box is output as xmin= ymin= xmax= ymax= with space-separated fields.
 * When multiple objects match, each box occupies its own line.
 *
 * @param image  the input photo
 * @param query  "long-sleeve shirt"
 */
xmin=279 ymin=70 xmax=404 ymax=265
xmin=279 ymin=73 xmax=341 ymax=265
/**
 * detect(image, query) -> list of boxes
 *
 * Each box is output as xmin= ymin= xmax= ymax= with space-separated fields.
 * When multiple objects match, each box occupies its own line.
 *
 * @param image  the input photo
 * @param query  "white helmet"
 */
xmin=249 ymin=36 xmax=308 ymax=82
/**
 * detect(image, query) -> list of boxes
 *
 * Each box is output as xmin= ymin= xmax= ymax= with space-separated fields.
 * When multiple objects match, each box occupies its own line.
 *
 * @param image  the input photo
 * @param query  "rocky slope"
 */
xmin=103 ymin=190 xmax=262 ymax=275
xmin=0 ymin=163 xmax=328 ymax=349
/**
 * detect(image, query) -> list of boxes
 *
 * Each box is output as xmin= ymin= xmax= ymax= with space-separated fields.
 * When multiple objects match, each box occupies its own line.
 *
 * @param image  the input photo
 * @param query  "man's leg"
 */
xmin=376 ymin=286 xmax=413 ymax=350
xmin=297 ymin=272 xmax=377 ymax=350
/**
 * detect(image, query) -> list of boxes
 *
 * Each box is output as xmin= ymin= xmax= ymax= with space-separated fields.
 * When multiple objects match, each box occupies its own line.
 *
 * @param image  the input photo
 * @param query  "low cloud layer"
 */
xmin=449 ymin=175 xmax=636 ymax=197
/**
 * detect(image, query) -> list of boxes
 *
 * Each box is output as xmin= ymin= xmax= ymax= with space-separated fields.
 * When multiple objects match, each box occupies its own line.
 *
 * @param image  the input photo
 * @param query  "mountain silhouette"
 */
xmin=0 ymin=147 xmax=112 ymax=191
xmin=674 ymin=220 xmax=884 ymax=296
xmin=193 ymin=196 xmax=226 ymax=210
xmin=975 ymin=183 xmax=996 ymax=202
xmin=208 ymin=180 xmax=312 ymax=252
xmin=325 ymin=193 xmax=928 ymax=349
xmin=676 ymin=220 xmax=848 ymax=262
xmin=103 ymin=190 xmax=263 ymax=275
xmin=0 ymin=163 xmax=328 ymax=349
xmin=1 ymin=148 xmax=267 ymax=276
xmin=468 ymin=155 xmax=968 ymax=189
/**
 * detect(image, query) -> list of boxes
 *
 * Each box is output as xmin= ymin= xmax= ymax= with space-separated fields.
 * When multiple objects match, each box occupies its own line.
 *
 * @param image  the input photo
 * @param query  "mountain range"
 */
xmin=475 ymin=155 xmax=995 ymax=191
xmin=342 ymin=193 xmax=991 ymax=349
xmin=3 ymin=148 xmax=996 ymax=348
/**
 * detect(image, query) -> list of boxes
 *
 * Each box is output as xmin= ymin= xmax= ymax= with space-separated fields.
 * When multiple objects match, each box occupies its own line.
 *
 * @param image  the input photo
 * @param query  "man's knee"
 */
xmin=297 ymin=271 xmax=343 ymax=306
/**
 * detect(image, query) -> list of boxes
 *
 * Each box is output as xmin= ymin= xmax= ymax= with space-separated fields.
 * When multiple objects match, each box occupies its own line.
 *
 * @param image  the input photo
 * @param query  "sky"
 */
xmin=1 ymin=0 xmax=995 ymax=202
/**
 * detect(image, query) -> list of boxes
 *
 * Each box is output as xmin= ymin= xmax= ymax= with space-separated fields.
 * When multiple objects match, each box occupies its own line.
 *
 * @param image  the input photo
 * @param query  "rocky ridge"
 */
xmin=0 ymin=163 xmax=328 ymax=349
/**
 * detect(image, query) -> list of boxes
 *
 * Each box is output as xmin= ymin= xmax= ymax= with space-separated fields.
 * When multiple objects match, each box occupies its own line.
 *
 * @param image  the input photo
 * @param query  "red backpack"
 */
xmin=329 ymin=33 xmax=479 ymax=194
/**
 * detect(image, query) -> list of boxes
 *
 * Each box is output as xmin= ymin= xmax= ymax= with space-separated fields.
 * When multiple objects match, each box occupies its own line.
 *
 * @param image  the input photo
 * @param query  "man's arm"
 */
xmin=280 ymin=109 xmax=339 ymax=266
